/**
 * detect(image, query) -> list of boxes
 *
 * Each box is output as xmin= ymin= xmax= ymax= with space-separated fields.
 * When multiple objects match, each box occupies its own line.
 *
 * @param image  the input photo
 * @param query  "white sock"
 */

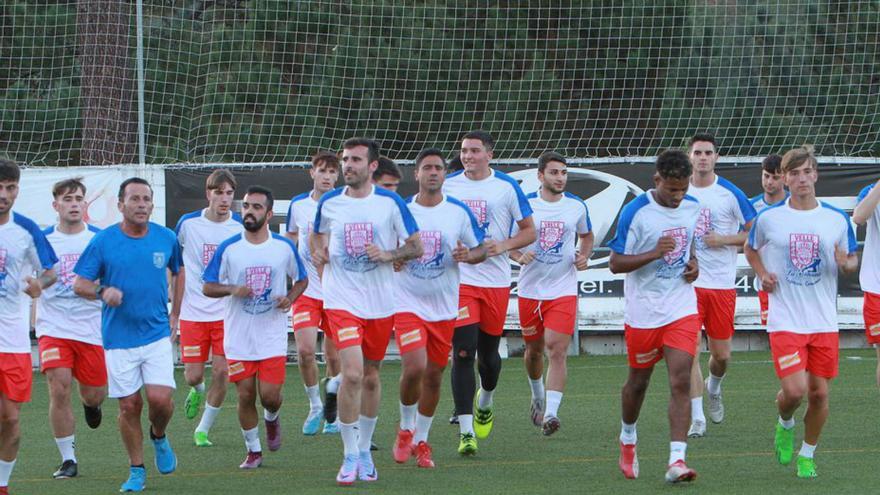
xmin=55 ymin=435 xmax=76 ymax=462
xmin=619 ymin=420 xmax=637 ymax=445
xmin=263 ymin=408 xmax=279 ymax=422
xmin=413 ymin=413 xmax=434 ymax=444
xmin=799 ymin=441 xmax=817 ymax=459
xmin=194 ymin=382 xmax=206 ymax=393
xmin=459 ymin=414 xmax=475 ymax=435
xmin=241 ymin=427 xmax=261 ymax=453
xmin=707 ymin=374 xmax=724 ymax=395
xmin=669 ymin=441 xmax=687 ymax=464
xmin=305 ymin=385 xmax=322 ymax=411
xmin=196 ymin=404 xmax=221 ymax=434
xmin=357 ymin=415 xmax=378 ymax=453
xmin=778 ymin=415 xmax=795 ymax=429
xmin=691 ymin=397 xmax=706 ymax=422
xmin=340 ymin=421 xmax=359 ymax=457
xmin=327 ymin=374 xmax=341 ymax=394
xmin=399 ymin=402 xmax=417 ymax=431
xmin=477 ymin=387 xmax=494 ymax=409
xmin=529 ymin=377 xmax=545 ymax=400
xmin=0 ymin=458 xmax=15 ymax=486
xmin=545 ymin=390 xmax=563 ymax=418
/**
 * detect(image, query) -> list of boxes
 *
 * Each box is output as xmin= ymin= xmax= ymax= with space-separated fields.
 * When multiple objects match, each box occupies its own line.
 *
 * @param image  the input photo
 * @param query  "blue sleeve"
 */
xmin=845 ymin=220 xmax=858 ymax=254
xmin=857 ymin=185 xmax=874 ymax=203
xmin=74 ymin=235 xmax=103 ymax=281
xmin=496 ymin=171 xmax=533 ymax=219
xmin=449 ymin=197 xmax=485 ymax=245
xmin=202 ymin=242 xmax=226 ymax=283
xmin=168 ymin=236 xmax=182 ymax=275
xmin=377 ymin=188 xmax=419 ymax=236
xmin=564 ymin=192 xmax=592 ymax=233
xmin=286 ymin=201 xmax=295 ymax=233
xmin=32 ymin=227 xmax=58 ymax=269
xmin=747 ymin=215 xmax=761 ymax=249
xmin=608 ymin=195 xmax=648 ymax=254
xmin=718 ymin=177 xmax=757 ymax=224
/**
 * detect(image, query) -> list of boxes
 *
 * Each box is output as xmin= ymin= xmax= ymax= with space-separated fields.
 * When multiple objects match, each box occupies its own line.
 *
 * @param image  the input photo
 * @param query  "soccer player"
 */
xmin=685 ymin=133 xmax=756 ymax=437
xmin=373 ymin=156 xmax=402 ymax=192
xmin=203 ymin=185 xmax=307 ymax=469
xmin=310 ymin=138 xmax=422 ymax=485
xmin=391 ymin=148 xmax=486 ymax=468
xmin=0 ymin=159 xmax=58 ymax=495
xmin=36 ymin=178 xmax=106 ymax=479
xmin=510 ymin=152 xmax=593 ymax=436
xmin=611 ymin=150 xmax=701 ymax=483
xmin=171 ymin=169 xmax=243 ymax=447
xmin=74 ymin=177 xmax=180 ymax=492
xmin=854 ymin=176 xmax=880 ymax=389
xmin=285 ymin=151 xmax=342 ymax=435
xmin=749 ymin=154 xmax=788 ymax=326
xmin=745 ymin=146 xmax=857 ymax=478
xmin=441 ymin=130 xmax=535 ymax=454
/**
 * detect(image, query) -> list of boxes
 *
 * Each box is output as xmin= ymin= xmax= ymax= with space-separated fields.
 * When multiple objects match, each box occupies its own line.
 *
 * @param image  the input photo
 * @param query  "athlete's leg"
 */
xmin=117 ymin=391 xmax=145 ymax=466
xmin=235 ymin=376 xmax=259 ymax=430
xmin=324 ymin=336 xmax=341 ymax=378
xmin=777 ymin=370 xmax=807 ymax=421
xmin=451 ymin=324 xmax=478 ymax=418
xmin=258 ymin=380 xmax=284 ymax=418
xmin=523 ymin=338 xmax=544 ymax=383
xmin=0 ymin=395 xmax=22 ymax=488
xmin=803 ymin=374 xmax=829 ymax=446
xmin=621 ymin=366 xmax=654 ymax=425
xmin=207 ymin=354 xmax=228 ymax=408
xmin=545 ymin=330 xmax=570 ymax=394
xmin=399 ymin=348 xmax=427 ymax=417
xmin=707 ymin=337 xmax=731 ymax=379
xmin=144 ymin=385 xmax=174 ymax=438
xmin=295 ymin=327 xmax=320 ymax=389
xmin=665 ymin=347 xmax=694 ymax=442
xmin=46 ymin=368 xmax=75 ymax=440
xmin=476 ymin=330 xmax=502 ymax=393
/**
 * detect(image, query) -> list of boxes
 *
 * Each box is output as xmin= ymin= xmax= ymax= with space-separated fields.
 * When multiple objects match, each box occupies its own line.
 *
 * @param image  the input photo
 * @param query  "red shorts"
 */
xmin=179 ymin=320 xmax=225 ymax=363
xmin=695 ymin=288 xmax=736 ymax=340
xmin=518 ymin=296 xmax=577 ymax=342
xmin=769 ymin=332 xmax=838 ymax=379
xmin=326 ymin=310 xmax=394 ymax=361
xmin=227 ymin=356 xmax=287 ymax=385
xmin=0 ymin=353 xmax=33 ymax=403
xmin=292 ymin=295 xmax=329 ymax=333
xmin=864 ymin=291 xmax=880 ymax=345
xmin=625 ymin=314 xmax=701 ymax=369
xmin=758 ymin=290 xmax=769 ymax=326
xmin=38 ymin=336 xmax=108 ymax=387
xmin=455 ymin=285 xmax=511 ymax=336
xmin=393 ymin=313 xmax=455 ymax=367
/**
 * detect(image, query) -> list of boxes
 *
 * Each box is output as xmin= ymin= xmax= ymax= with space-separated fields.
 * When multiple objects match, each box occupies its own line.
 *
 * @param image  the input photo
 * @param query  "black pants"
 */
xmin=450 ymin=323 xmax=502 ymax=415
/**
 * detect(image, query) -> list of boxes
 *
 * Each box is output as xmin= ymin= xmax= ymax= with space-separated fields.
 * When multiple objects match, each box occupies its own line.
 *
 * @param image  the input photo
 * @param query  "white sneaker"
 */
xmin=705 ymin=378 xmax=724 ymax=424
xmin=529 ymin=398 xmax=544 ymax=427
xmin=665 ymin=460 xmax=697 ymax=483
xmin=687 ymin=419 xmax=706 ymax=438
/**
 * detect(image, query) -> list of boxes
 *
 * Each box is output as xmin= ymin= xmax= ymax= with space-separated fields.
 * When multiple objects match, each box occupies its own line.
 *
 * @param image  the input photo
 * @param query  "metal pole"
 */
xmin=135 ymin=0 xmax=146 ymax=166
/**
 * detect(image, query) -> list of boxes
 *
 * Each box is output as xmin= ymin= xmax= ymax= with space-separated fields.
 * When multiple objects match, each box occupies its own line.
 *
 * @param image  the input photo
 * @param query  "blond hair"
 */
xmin=781 ymin=145 xmax=817 ymax=173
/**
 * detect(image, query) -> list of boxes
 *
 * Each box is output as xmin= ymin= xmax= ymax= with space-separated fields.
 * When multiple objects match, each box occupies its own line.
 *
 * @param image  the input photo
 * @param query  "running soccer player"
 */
xmin=745 ymin=146 xmax=857 ymax=479
xmin=36 ymin=178 xmax=106 ymax=479
xmin=854 ymin=176 xmax=880 ymax=389
xmin=373 ymin=156 xmax=402 ymax=192
xmin=685 ymin=133 xmax=756 ymax=437
xmin=203 ymin=185 xmax=307 ymax=469
xmin=310 ymin=138 xmax=422 ymax=485
xmin=0 ymin=159 xmax=58 ymax=495
xmin=749 ymin=154 xmax=788 ymax=326
xmin=74 ymin=177 xmax=180 ymax=492
xmin=391 ymin=148 xmax=486 ymax=468
xmin=611 ymin=150 xmax=701 ymax=483
xmin=171 ymin=169 xmax=243 ymax=447
xmin=510 ymin=152 xmax=593 ymax=436
xmin=441 ymin=130 xmax=535 ymax=454
xmin=285 ymin=151 xmax=342 ymax=435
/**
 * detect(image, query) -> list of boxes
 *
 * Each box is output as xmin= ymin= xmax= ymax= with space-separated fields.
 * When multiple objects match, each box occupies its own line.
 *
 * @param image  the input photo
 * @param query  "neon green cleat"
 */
xmin=473 ymin=391 xmax=495 ymax=439
xmin=193 ymin=431 xmax=213 ymax=447
xmin=458 ymin=433 xmax=478 ymax=456
xmin=184 ymin=388 xmax=204 ymax=420
xmin=796 ymin=456 xmax=817 ymax=478
xmin=774 ymin=423 xmax=794 ymax=465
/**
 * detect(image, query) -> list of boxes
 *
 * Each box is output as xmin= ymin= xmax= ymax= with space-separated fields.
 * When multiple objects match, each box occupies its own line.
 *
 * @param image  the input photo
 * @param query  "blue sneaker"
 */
xmin=120 ymin=466 xmax=146 ymax=492
xmin=303 ymin=408 xmax=323 ymax=436
xmin=152 ymin=436 xmax=177 ymax=474
xmin=323 ymin=420 xmax=340 ymax=434
xmin=358 ymin=450 xmax=378 ymax=481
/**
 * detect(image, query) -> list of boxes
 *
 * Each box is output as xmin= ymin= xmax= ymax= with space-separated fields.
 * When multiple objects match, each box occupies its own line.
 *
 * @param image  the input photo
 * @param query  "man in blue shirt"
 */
xmin=74 ymin=177 xmax=181 ymax=493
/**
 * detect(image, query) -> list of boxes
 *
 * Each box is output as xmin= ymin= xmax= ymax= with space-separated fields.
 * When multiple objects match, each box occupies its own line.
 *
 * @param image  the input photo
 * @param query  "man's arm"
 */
xmin=366 ymin=232 xmax=424 ymax=264
xmin=609 ymin=236 xmax=675 ymax=274
xmin=853 ymin=180 xmax=880 ymax=226
xmin=203 ymin=282 xmax=250 ymax=299
xmin=285 ymin=231 xmax=299 ymax=244
xmin=488 ymin=216 xmax=536 ymax=257
xmin=575 ymin=232 xmax=595 ymax=271
xmin=744 ymin=243 xmax=778 ymax=292
xmin=24 ymin=268 xmax=57 ymax=298
xmin=704 ymin=221 xmax=752 ymax=248
xmin=455 ymin=241 xmax=488 ymax=265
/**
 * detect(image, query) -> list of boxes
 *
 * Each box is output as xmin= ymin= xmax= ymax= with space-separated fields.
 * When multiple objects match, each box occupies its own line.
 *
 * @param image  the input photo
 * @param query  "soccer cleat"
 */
xmin=473 ymin=391 xmax=495 ymax=439
xmin=53 ymin=459 xmax=78 ymax=479
xmin=796 ymin=456 xmax=817 ymax=478
xmin=323 ymin=382 xmax=338 ymax=424
xmin=119 ymin=466 xmax=146 ymax=492
xmin=530 ymin=398 xmax=545 ymax=427
xmin=265 ymin=417 xmax=282 ymax=451
xmin=705 ymin=378 xmax=724 ymax=424
xmin=336 ymin=454 xmax=358 ymax=486
xmin=542 ymin=415 xmax=560 ymax=436
xmin=775 ymin=423 xmax=795 ymax=465
xmin=370 ymin=441 xmax=379 ymax=451
xmin=84 ymin=404 xmax=102 ymax=429
xmin=357 ymin=451 xmax=378 ymax=482
xmin=302 ymin=408 xmax=323 ymax=436
xmin=619 ymin=442 xmax=639 ymax=479
xmin=687 ymin=419 xmax=706 ymax=438
xmin=193 ymin=430 xmax=213 ymax=447
xmin=323 ymin=421 xmax=340 ymax=434
xmin=393 ymin=429 xmax=414 ymax=463
xmin=458 ymin=433 xmax=478 ymax=456
xmin=665 ymin=460 xmax=697 ymax=483
xmin=184 ymin=388 xmax=204 ymax=420
xmin=152 ymin=436 xmax=177 ymax=474
xmin=239 ymin=451 xmax=263 ymax=469
xmin=449 ymin=409 xmax=459 ymax=425
xmin=415 ymin=441 xmax=435 ymax=468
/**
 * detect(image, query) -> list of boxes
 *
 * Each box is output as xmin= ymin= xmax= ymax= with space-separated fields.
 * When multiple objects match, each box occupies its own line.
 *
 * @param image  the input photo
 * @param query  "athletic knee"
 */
xmin=260 ymin=394 xmax=283 ymax=412
xmin=184 ymin=367 xmax=205 ymax=386
xmin=118 ymin=397 xmax=143 ymax=417
xmin=547 ymin=342 xmax=567 ymax=362
xmin=781 ymin=383 xmax=807 ymax=404
xmin=807 ymin=387 xmax=828 ymax=406
xmin=342 ymin=367 xmax=363 ymax=389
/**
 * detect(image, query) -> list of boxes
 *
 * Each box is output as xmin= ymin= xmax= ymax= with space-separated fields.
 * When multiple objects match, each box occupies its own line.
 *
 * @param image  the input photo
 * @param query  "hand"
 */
xmin=102 ymin=287 xmax=124 ymax=307
xmin=365 ymin=243 xmax=392 ymax=263
xmin=574 ymin=252 xmax=589 ymax=271
xmin=484 ymin=239 xmax=508 ymax=257
xmin=311 ymin=246 xmax=329 ymax=268
xmin=392 ymin=260 xmax=405 ymax=272
xmin=517 ymin=250 xmax=536 ymax=266
xmin=274 ymin=295 xmax=293 ymax=312
xmin=230 ymin=285 xmax=251 ymax=298
xmin=170 ymin=313 xmax=180 ymax=343
xmin=761 ymin=272 xmax=778 ymax=293
xmin=653 ymin=236 xmax=676 ymax=259
xmin=834 ymin=244 xmax=849 ymax=269
xmin=703 ymin=230 xmax=724 ymax=248
xmin=453 ymin=240 xmax=470 ymax=263
xmin=683 ymin=257 xmax=699 ymax=283
xmin=23 ymin=276 xmax=42 ymax=299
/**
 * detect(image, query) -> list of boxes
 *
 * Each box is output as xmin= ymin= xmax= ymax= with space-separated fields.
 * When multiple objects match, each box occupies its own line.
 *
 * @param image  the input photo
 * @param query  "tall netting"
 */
xmin=1 ymin=1 xmax=878 ymax=166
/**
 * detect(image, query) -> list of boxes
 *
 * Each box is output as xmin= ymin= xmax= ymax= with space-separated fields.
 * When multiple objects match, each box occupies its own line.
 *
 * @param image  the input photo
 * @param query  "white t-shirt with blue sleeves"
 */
xmin=314 ymin=185 xmax=419 ymax=319
xmin=858 ymin=184 xmax=880 ymax=294
xmin=203 ymin=233 xmax=306 ymax=360
xmin=748 ymin=199 xmax=857 ymax=334
xmin=286 ymin=191 xmax=323 ymax=300
xmin=442 ymin=168 xmax=533 ymax=288
xmin=0 ymin=213 xmax=58 ymax=353
xmin=608 ymin=191 xmax=701 ymax=328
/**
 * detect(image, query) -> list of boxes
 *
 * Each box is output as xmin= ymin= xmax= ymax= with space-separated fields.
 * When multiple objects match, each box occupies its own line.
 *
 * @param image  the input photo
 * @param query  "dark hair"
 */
xmin=761 ymin=154 xmax=783 ymax=174
xmin=415 ymin=148 xmax=447 ymax=169
xmin=312 ymin=150 xmax=340 ymax=171
xmin=447 ymin=153 xmax=464 ymax=172
xmin=206 ymin=168 xmax=237 ymax=191
xmin=656 ymin=150 xmax=692 ymax=179
xmin=0 ymin=159 xmax=21 ymax=183
xmin=689 ymin=133 xmax=717 ymax=150
xmin=538 ymin=151 xmax=567 ymax=173
xmin=52 ymin=177 xmax=87 ymax=198
xmin=373 ymin=156 xmax=401 ymax=181
xmin=342 ymin=137 xmax=380 ymax=163
xmin=118 ymin=177 xmax=152 ymax=201
xmin=461 ymin=130 xmax=495 ymax=151
xmin=245 ymin=185 xmax=274 ymax=210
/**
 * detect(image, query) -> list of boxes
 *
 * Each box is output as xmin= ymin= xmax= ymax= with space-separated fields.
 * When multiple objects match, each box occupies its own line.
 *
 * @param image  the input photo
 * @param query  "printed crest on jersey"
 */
xmin=694 ymin=207 xmax=712 ymax=249
xmin=201 ymin=243 xmax=218 ymax=268
xmin=462 ymin=199 xmax=490 ymax=236
xmin=656 ymin=227 xmax=688 ymax=279
xmin=536 ymin=220 xmax=565 ymax=264
xmin=57 ymin=253 xmax=80 ymax=296
xmin=243 ymin=265 xmax=274 ymax=314
xmin=342 ymin=222 xmax=377 ymax=273
xmin=407 ymin=230 xmax=445 ymax=280
xmin=786 ymin=233 xmax=821 ymax=286
xmin=153 ymin=251 xmax=166 ymax=269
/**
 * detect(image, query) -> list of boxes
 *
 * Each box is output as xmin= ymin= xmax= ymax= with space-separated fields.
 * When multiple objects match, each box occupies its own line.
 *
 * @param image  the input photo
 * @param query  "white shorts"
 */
xmin=105 ymin=337 xmax=176 ymax=398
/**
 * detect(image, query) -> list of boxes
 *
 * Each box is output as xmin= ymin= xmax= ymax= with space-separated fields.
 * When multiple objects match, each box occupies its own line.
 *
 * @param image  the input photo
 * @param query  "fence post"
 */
xmin=135 ymin=0 xmax=146 ymax=166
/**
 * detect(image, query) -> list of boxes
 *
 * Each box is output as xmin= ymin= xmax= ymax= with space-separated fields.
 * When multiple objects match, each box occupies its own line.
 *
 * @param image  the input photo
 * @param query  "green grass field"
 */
xmin=12 ymin=349 xmax=880 ymax=494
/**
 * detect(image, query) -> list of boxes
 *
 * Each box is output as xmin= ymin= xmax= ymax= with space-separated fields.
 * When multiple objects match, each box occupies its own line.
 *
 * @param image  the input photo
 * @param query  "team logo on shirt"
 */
xmin=656 ymin=227 xmax=688 ymax=279
xmin=202 ymin=243 xmax=218 ymax=267
xmin=342 ymin=223 xmax=377 ymax=273
xmin=536 ymin=220 xmax=565 ymax=264
xmin=786 ymin=233 xmax=821 ymax=286
xmin=694 ymin=208 xmax=712 ymax=250
xmin=462 ymin=199 xmax=490 ymax=236
xmin=408 ymin=230 xmax=445 ymax=280
xmin=56 ymin=254 xmax=80 ymax=297
xmin=243 ymin=265 xmax=274 ymax=314
xmin=153 ymin=251 xmax=166 ymax=269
